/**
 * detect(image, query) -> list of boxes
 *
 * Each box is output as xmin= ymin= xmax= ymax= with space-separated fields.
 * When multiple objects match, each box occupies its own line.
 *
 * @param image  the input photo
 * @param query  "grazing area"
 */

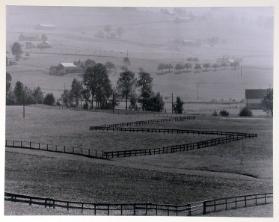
xmin=5 ymin=105 xmax=272 ymax=215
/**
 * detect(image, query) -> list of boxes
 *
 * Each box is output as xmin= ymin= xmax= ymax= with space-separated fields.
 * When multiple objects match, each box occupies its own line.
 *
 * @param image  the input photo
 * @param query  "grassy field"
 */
xmin=5 ymin=105 xmax=272 ymax=215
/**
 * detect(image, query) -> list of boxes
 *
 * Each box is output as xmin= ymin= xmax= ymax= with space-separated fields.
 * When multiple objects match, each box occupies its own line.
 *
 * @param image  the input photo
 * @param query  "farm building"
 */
xmin=245 ymin=89 xmax=268 ymax=109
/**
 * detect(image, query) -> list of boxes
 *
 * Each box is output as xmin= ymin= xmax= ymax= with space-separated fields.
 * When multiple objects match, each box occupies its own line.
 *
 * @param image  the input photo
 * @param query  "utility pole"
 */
xmin=112 ymin=92 xmax=115 ymax=113
xmin=22 ymin=92 xmax=25 ymax=119
xmin=171 ymin=92 xmax=174 ymax=114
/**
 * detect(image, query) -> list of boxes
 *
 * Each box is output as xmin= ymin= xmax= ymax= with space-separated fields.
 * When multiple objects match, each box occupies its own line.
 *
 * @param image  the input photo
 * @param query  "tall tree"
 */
xmin=117 ymin=70 xmax=136 ymax=110
xmin=14 ymin=81 xmax=24 ymax=104
xmin=6 ymin=72 xmax=12 ymax=93
xmin=83 ymin=63 xmax=112 ymax=109
xmin=11 ymin=42 xmax=23 ymax=61
xmin=61 ymin=89 xmax=73 ymax=107
xmin=137 ymin=71 xmax=153 ymax=110
xmin=70 ymin=78 xmax=83 ymax=107
xmin=262 ymin=88 xmax=273 ymax=116
xmin=174 ymin=96 xmax=184 ymax=114
xmin=32 ymin=87 xmax=44 ymax=104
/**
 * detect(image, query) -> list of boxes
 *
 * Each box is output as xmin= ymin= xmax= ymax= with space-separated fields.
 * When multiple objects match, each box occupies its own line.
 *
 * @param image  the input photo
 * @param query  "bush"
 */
xmin=219 ymin=110 xmax=229 ymax=117
xmin=212 ymin=110 xmax=218 ymax=116
xmin=239 ymin=107 xmax=253 ymax=117
xmin=43 ymin=93 xmax=55 ymax=106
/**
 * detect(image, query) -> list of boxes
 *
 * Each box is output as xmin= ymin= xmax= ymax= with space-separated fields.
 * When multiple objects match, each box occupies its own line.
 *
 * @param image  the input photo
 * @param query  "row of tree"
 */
xmin=59 ymin=63 xmax=167 ymax=112
xmin=6 ymin=72 xmax=55 ymax=106
xmin=157 ymin=61 xmax=240 ymax=74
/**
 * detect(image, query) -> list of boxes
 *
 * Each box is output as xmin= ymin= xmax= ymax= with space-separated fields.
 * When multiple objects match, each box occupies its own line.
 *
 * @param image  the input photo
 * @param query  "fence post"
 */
xmin=53 ymin=200 xmax=55 ymax=209
xmin=66 ymin=202 xmax=69 ymax=210
xmin=45 ymin=199 xmax=47 ymax=208
xmin=145 ymin=203 xmax=148 ymax=215
xmin=120 ymin=204 xmax=123 ymax=215
xmin=244 ymin=196 xmax=247 ymax=207
xmin=188 ymin=204 xmax=192 ymax=216
xmin=203 ymin=201 xmax=207 ymax=215
xmin=29 ymin=197 xmax=32 ymax=205
xmin=265 ymin=194 xmax=267 ymax=204
xmin=107 ymin=204 xmax=110 ymax=215
xmin=155 ymin=204 xmax=157 ymax=216
xmin=133 ymin=204 xmax=136 ymax=215
xmin=81 ymin=203 xmax=83 ymax=213
xmin=30 ymin=141 xmax=32 ymax=148
xmin=94 ymin=204 xmax=96 ymax=215
xmin=167 ymin=206 xmax=169 ymax=216
xmin=225 ymin=198 xmax=228 ymax=210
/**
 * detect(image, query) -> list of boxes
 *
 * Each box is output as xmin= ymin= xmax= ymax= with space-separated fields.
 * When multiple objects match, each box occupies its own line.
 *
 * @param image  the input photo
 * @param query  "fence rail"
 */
xmin=5 ymin=192 xmax=272 ymax=216
xmin=90 ymin=116 xmax=196 ymax=130
xmin=5 ymin=140 xmax=108 ymax=160
xmin=102 ymin=133 xmax=256 ymax=159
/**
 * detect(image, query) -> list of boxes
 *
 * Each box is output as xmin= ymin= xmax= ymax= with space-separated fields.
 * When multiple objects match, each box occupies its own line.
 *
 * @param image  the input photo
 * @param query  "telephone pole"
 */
xmin=22 ymin=93 xmax=25 ymax=119
xmin=171 ymin=92 xmax=174 ymax=114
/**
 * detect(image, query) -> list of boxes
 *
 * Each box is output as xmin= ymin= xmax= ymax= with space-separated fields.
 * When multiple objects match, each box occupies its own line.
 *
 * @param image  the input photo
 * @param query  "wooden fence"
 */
xmin=5 ymin=192 xmax=272 ymax=216
xmin=5 ymin=140 xmax=108 ymax=160
xmin=89 ymin=116 xmax=196 ymax=130
xmin=91 ymin=126 xmax=257 ymax=137
xmin=102 ymin=134 xmax=256 ymax=159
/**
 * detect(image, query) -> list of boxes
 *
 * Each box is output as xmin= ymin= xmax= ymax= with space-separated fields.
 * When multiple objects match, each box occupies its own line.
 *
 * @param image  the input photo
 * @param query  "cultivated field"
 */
xmin=5 ymin=105 xmax=272 ymax=215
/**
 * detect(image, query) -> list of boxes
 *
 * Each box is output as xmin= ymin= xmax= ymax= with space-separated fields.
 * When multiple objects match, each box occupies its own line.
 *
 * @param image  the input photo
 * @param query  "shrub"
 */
xmin=239 ymin=107 xmax=253 ymax=117
xmin=219 ymin=110 xmax=229 ymax=117
xmin=43 ymin=93 xmax=55 ymax=106
xmin=212 ymin=110 xmax=218 ymax=116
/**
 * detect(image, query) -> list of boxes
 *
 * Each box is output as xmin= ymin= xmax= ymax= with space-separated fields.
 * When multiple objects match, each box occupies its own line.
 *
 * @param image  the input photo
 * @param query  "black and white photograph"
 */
xmin=2 ymin=0 xmax=277 ymax=218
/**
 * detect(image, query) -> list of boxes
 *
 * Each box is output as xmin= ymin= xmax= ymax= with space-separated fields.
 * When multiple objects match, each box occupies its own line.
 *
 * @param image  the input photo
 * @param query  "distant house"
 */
xmin=245 ymin=89 xmax=268 ymax=109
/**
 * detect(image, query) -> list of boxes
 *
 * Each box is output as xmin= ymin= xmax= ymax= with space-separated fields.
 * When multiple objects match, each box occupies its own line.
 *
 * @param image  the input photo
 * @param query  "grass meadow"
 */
xmin=5 ymin=105 xmax=272 ymax=215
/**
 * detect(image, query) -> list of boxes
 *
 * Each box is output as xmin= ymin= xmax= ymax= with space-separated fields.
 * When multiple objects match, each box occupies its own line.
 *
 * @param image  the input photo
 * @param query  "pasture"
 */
xmin=5 ymin=105 xmax=272 ymax=215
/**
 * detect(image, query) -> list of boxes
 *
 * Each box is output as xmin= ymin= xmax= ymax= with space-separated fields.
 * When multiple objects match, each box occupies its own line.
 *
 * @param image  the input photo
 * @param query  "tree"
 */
xmin=32 ymin=87 xmax=44 ymax=104
xmin=202 ymin=63 xmax=210 ymax=72
xmin=84 ymin=59 xmax=96 ymax=69
xmin=61 ymin=89 xmax=73 ymax=107
xmin=129 ymin=94 xmax=138 ymax=110
xmin=14 ymin=81 xmax=24 ymax=104
xmin=6 ymin=72 xmax=12 ymax=93
xmin=81 ymin=88 xmax=90 ymax=109
xmin=105 ymin=61 xmax=116 ymax=73
xmin=157 ymin=63 xmax=166 ymax=74
xmin=117 ymin=70 xmax=136 ymax=110
xmin=146 ymin=93 xmax=164 ymax=112
xmin=83 ymin=63 xmax=112 ymax=109
xmin=194 ymin=63 xmax=202 ymax=72
xmin=43 ymin=93 xmax=55 ymax=106
xmin=262 ymin=88 xmax=273 ymax=116
xmin=11 ymin=42 xmax=23 ymax=61
xmin=174 ymin=96 xmax=184 ymax=114
xmin=137 ymin=71 xmax=153 ymax=110
xmin=212 ymin=63 xmax=219 ymax=71
xmin=123 ymin=57 xmax=131 ymax=67
xmin=184 ymin=63 xmax=192 ymax=72
xmin=70 ymin=78 xmax=83 ymax=107
xmin=175 ymin=63 xmax=184 ymax=74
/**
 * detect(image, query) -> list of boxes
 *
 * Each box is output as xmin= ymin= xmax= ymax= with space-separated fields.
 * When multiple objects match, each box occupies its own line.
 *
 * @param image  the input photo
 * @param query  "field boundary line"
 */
xmin=5 ymin=139 xmax=109 ymax=160
xmin=5 ymin=192 xmax=273 ymax=216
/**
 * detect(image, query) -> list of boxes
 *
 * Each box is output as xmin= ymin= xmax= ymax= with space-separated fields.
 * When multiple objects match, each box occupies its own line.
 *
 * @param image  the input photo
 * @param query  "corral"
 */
xmin=5 ymin=105 xmax=273 ymax=215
